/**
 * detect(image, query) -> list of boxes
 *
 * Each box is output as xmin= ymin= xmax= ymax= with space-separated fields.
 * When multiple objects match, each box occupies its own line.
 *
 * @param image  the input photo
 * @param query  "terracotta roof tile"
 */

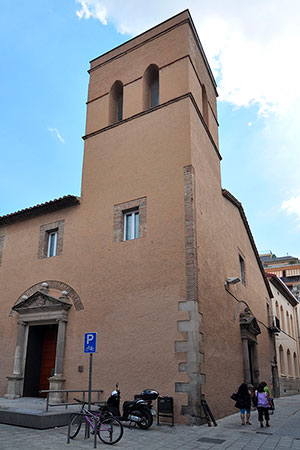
xmin=0 ymin=195 xmax=80 ymax=226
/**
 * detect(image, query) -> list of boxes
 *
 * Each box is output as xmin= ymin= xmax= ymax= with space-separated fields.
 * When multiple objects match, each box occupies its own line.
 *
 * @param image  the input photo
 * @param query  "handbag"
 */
xmin=231 ymin=392 xmax=238 ymax=401
xmin=252 ymin=393 xmax=258 ymax=407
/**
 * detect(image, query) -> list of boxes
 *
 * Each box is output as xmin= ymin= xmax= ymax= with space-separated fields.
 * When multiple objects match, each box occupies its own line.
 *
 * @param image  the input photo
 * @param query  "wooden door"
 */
xmin=39 ymin=326 xmax=58 ymax=397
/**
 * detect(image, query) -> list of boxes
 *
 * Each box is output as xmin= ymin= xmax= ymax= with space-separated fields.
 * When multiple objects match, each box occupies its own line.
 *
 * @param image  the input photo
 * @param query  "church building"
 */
xmin=0 ymin=10 xmax=276 ymax=423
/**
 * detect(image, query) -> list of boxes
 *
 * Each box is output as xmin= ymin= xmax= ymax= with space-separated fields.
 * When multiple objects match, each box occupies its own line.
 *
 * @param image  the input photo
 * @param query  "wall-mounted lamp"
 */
xmin=225 ymin=277 xmax=241 ymax=287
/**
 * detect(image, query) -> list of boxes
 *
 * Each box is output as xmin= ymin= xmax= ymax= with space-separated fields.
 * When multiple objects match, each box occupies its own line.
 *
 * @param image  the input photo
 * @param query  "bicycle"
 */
xmin=69 ymin=398 xmax=124 ymax=445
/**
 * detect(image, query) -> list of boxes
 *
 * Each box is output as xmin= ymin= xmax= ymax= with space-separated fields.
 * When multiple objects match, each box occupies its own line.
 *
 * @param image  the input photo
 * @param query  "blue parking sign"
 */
xmin=84 ymin=332 xmax=97 ymax=353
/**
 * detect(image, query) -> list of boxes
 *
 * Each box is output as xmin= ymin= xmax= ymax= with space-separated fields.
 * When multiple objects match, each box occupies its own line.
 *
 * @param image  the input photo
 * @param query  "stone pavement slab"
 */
xmin=1 ymin=394 xmax=300 ymax=449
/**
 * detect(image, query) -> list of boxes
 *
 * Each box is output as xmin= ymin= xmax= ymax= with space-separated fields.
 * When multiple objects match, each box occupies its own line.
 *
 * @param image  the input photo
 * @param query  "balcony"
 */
xmin=268 ymin=316 xmax=281 ymax=334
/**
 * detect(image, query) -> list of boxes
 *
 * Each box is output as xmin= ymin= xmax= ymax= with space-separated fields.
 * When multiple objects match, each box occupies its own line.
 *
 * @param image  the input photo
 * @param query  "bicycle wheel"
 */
xmin=97 ymin=417 xmax=124 ymax=445
xmin=69 ymin=413 xmax=82 ymax=439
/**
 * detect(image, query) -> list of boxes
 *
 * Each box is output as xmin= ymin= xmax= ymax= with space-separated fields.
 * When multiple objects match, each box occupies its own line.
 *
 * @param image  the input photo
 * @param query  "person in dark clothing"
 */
xmin=235 ymin=383 xmax=252 ymax=425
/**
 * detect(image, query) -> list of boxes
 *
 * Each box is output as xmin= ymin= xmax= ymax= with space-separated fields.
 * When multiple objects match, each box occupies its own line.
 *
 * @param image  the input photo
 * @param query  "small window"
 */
xmin=143 ymin=64 xmax=159 ymax=110
xmin=239 ymin=255 xmax=246 ymax=285
xmin=290 ymin=315 xmax=294 ymax=338
xmin=279 ymin=345 xmax=285 ymax=374
xmin=109 ymin=80 xmax=123 ymax=124
xmin=117 ymin=94 xmax=123 ymax=122
xmin=287 ymin=349 xmax=292 ymax=376
xmin=280 ymin=306 xmax=285 ymax=332
xmin=275 ymin=301 xmax=280 ymax=322
xmin=38 ymin=219 xmax=64 ymax=259
xmin=150 ymin=76 xmax=159 ymax=108
xmin=287 ymin=311 xmax=291 ymax=335
xmin=202 ymin=84 xmax=209 ymax=126
xmin=47 ymin=230 xmax=58 ymax=257
xmin=124 ymin=210 xmax=139 ymax=241
xmin=113 ymin=197 xmax=147 ymax=243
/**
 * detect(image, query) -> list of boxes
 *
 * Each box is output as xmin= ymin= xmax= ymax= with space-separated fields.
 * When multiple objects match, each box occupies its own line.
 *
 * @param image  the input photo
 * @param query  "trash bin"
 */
xmin=157 ymin=396 xmax=174 ymax=426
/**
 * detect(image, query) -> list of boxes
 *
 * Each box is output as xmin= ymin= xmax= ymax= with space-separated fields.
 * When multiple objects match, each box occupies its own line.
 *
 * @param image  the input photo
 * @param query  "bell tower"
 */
xmin=80 ymin=10 xmax=220 ymax=422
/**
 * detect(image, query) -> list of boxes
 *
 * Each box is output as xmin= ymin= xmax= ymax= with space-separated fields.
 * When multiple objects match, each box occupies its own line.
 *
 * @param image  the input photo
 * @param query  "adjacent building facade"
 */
xmin=0 ymin=10 xmax=276 ymax=423
xmin=261 ymin=252 xmax=300 ymax=300
xmin=266 ymin=274 xmax=300 ymax=396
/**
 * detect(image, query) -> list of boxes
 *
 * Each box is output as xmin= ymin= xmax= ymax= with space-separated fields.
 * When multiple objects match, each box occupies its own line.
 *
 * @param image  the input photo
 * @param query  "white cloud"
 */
xmin=74 ymin=0 xmax=300 ymax=117
xmin=281 ymin=195 xmax=300 ymax=226
xmin=75 ymin=0 xmax=300 ymax=230
xmin=76 ymin=0 xmax=107 ymax=24
xmin=48 ymin=127 xmax=65 ymax=144
xmin=257 ymin=100 xmax=300 ymax=189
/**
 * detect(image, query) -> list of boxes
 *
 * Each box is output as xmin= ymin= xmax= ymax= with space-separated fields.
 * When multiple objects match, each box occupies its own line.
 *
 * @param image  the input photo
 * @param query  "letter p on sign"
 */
xmin=84 ymin=332 xmax=97 ymax=353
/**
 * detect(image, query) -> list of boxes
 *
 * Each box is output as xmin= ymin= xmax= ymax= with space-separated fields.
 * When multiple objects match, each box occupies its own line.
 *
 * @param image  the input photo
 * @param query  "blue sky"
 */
xmin=1 ymin=1 xmax=300 ymax=258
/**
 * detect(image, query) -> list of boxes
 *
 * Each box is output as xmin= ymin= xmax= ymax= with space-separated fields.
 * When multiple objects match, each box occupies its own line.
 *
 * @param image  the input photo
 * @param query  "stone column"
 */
xmin=5 ymin=320 xmax=27 ymax=399
xmin=242 ymin=337 xmax=251 ymax=384
xmin=48 ymin=318 xmax=67 ymax=403
xmin=55 ymin=318 xmax=67 ymax=375
xmin=252 ymin=342 xmax=260 ymax=386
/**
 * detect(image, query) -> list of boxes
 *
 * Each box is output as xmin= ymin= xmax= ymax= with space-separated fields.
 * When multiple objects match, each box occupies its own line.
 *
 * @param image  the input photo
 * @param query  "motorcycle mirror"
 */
xmin=116 ymin=383 xmax=119 ymax=389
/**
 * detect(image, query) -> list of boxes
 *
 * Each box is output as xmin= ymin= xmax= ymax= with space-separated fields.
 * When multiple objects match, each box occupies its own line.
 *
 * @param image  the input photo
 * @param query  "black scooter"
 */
xmin=107 ymin=384 xmax=159 ymax=429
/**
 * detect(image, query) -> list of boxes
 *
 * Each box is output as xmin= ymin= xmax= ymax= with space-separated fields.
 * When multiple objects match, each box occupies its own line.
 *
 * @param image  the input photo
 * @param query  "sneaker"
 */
xmin=266 ymin=423 xmax=270 ymax=427
xmin=246 ymin=422 xmax=251 ymax=425
xmin=260 ymin=424 xmax=264 ymax=428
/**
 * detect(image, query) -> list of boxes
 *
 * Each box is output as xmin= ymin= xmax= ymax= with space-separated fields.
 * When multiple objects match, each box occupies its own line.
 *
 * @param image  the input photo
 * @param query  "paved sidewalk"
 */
xmin=1 ymin=395 xmax=300 ymax=449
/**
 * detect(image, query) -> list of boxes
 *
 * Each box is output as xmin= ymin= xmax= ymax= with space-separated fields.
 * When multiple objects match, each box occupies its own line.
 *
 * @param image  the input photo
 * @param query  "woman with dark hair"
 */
xmin=235 ymin=383 xmax=252 ymax=425
xmin=255 ymin=382 xmax=271 ymax=428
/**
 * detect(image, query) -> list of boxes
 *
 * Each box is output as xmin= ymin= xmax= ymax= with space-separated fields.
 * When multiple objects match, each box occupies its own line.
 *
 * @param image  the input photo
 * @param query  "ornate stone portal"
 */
xmin=6 ymin=285 xmax=72 ymax=402
xmin=239 ymin=307 xmax=261 ymax=386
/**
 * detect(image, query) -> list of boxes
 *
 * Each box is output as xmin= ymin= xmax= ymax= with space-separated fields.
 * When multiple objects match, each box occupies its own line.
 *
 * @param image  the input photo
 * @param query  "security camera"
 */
xmin=226 ymin=277 xmax=241 ymax=285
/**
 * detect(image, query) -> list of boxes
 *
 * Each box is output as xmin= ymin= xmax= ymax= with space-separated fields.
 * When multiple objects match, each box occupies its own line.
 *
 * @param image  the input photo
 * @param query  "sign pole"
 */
xmin=88 ymin=353 xmax=93 ymax=411
xmin=83 ymin=331 xmax=97 ymax=439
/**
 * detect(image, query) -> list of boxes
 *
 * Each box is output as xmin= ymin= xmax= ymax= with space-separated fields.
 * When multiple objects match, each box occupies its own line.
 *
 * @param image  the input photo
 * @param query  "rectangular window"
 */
xmin=239 ymin=255 xmax=246 ymax=285
xmin=113 ymin=197 xmax=146 ymax=243
xmin=38 ymin=219 xmax=64 ymax=259
xmin=47 ymin=230 xmax=58 ymax=257
xmin=124 ymin=210 xmax=139 ymax=241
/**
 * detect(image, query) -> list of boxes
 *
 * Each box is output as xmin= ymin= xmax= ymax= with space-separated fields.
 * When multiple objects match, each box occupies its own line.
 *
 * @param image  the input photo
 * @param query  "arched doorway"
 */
xmin=6 ymin=282 xmax=81 ymax=402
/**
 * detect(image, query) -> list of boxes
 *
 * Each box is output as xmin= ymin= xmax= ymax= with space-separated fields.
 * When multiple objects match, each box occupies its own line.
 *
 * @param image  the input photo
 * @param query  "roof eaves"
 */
xmin=266 ymin=273 xmax=298 ymax=306
xmin=222 ymin=189 xmax=273 ymax=298
xmin=0 ymin=195 xmax=80 ymax=227
xmin=265 ymin=256 xmax=297 ymax=262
